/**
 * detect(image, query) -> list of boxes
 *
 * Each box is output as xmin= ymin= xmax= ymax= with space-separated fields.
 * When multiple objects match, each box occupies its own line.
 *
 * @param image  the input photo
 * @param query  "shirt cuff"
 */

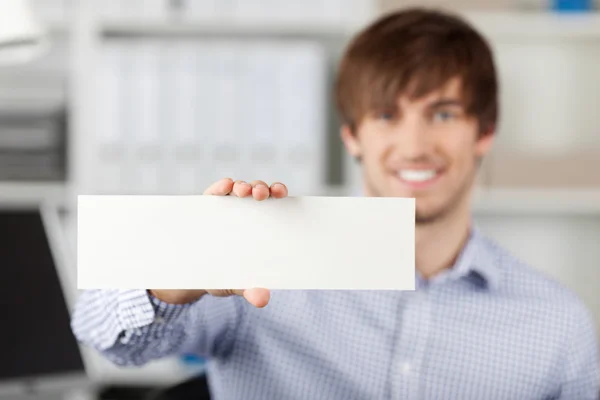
xmin=113 ymin=289 xmax=156 ymax=331
xmin=146 ymin=290 xmax=195 ymax=324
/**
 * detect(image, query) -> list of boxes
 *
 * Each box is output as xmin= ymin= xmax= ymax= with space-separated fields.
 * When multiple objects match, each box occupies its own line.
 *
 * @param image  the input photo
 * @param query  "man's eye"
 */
xmin=378 ymin=112 xmax=395 ymax=121
xmin=433 ymin=110 xmax=455 ymax=122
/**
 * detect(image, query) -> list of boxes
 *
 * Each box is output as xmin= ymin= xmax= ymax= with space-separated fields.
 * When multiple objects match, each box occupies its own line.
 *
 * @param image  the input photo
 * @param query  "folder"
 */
xmin=162 ymin=40 xmax=201 ymax=194
xmin=122 ymin=40 xmax=163 ymax=194
xmin=96 ymin=42 xmax=127 ymax=194
xmin=210 ymin=41 xmax=243 ymax=183
xmin=194 ymin=42 xmax=219 ymax=190
xmin=238 ymin=42 xmax=279 ymax=186
xmin=275 ymin=42 xmax=328 ymax=195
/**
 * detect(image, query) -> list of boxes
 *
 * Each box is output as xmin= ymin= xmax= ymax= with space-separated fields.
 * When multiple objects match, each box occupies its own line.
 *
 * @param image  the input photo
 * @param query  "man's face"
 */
xmin=341 ymin=78 xmax=494 ymax=224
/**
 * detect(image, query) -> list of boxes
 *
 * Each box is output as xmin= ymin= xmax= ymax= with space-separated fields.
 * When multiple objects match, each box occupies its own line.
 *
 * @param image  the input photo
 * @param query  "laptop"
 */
xmin=0 ymin=200 xmax=89 ymax=399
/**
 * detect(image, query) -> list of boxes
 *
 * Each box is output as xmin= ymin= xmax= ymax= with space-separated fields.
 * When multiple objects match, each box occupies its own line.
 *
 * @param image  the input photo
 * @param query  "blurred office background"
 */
xmin=1 ymin=0 xmax=600 ymax=399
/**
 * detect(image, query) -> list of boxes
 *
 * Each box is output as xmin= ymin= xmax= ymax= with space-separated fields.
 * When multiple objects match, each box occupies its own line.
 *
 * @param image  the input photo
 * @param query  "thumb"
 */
xmin=243 ymin=288 xmax=271 ymax=308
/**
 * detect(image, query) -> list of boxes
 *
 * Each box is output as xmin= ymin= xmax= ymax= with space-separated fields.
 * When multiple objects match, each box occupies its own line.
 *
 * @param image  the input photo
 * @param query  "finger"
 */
xmin=206 ymin=288 xmax=270 ymax=308
xmin=203 ymin=178 xmax=234 ymax=196
xmin=250 ymin=180 xmax=270 ymax=201
xmin=206 ymin=289 xmax=245 ymax=297
xmin=243 ymin=288 xmax=271 ymax=308
xmin=231 ymin=180 xmax=252 ymax=198
xmin=269 ymin=182 xmax=288 ymax=199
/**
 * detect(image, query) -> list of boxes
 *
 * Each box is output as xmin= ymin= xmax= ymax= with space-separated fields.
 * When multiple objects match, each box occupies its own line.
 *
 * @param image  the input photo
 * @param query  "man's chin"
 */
xmin=415 ymin=205 xmax=448 ymax=225
xmin=415 ymin=213 xmax=442 ymax=225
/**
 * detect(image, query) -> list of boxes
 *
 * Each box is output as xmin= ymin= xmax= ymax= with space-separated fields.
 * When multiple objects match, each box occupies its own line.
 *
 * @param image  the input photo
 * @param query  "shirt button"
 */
xmin=154 ymin=316 xmax=165 ymax=324
xmin=401 ymin=362 xmax=411 ymax=375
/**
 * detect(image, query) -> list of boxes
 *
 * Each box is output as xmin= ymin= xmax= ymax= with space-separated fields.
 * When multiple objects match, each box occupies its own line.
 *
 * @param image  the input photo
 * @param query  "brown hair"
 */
xmin=335 ymin=8 xmax=498 ymax=137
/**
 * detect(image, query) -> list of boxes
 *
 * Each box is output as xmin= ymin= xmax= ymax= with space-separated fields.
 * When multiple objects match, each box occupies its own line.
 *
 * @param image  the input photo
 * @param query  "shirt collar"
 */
xmin=416 ymin=225 xmax=503 ymax=292
xmin=352 ymin=191 xmax=503 ymax=291
xmin=453 ymin=225 xmax=503 ymax=291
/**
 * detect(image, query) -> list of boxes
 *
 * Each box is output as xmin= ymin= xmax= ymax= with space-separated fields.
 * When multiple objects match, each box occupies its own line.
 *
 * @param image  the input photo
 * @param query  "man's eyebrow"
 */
xmin=427 ymin=99 xmax=464 ymax=108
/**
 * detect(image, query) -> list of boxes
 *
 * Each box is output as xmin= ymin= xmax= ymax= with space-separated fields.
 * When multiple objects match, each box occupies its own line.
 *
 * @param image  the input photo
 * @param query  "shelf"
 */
xmin=484 ymin=152 xmax=600 ymax=190
xmin=97 ymin=11 xmax=600 ymax=41
xmin=320 ymin=185 xmax=600 ymax=215
xmin=100 ymin=20 xmax=358 ymax=40
xmin=0 ymin=182 xmax=68 ymax=206
xmin=473 ymin=188 xmax=600 ymax=215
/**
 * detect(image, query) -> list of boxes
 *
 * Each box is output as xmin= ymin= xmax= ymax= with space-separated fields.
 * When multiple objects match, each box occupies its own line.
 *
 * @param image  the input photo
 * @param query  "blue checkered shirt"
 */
xmin=71 ymin=227 xmax=600 ymax=399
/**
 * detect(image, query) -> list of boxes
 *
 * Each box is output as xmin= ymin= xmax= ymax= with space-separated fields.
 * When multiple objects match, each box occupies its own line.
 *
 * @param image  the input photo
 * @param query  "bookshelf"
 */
xmin=63 ymin=5 xmax=600 ymax=216
xmin=63 ymin=4 xmax=600 ymax=214
xmin=0 ymin=2 xmax=597 ymax=216
xmin=97 ymin=11 xmax=600 ymax=40
xmin=100 ymin=20 xmax=358 ymax=39
xmin=472 ymin=188 xmax=600 ymax=215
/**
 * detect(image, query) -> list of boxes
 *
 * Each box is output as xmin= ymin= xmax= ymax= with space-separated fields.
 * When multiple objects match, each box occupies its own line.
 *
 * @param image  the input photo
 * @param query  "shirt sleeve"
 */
xmin=557 ymin=303 xmax=600 ymax=400
xmin=71 ymin=289 xmax=244 ymax=366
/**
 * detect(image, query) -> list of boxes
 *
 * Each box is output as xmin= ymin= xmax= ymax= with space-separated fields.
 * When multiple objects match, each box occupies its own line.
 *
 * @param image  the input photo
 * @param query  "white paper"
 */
xmin=77 ymin=195 xmax=415 ymax=290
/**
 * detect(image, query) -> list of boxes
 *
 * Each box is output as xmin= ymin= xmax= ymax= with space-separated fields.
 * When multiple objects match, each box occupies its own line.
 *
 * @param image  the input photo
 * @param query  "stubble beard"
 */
xmin=365 ymin=167 xmax=476 ymax=226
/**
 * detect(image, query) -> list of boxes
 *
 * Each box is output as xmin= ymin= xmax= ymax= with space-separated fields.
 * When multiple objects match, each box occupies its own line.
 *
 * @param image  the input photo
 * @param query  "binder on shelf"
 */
xmin=95 ymin=42 xmax=127 ymax=194
xmin=161 ymin=40 xmax=202 ymax=194
xmin=210 ymin=41 xmax=243 ymax=183
xmin=275 ymin=41 xmax=328 ymax=195
xmin=0 ymin=110 xmax=67 ymax=182
xmin=237 ymin=42 xmax=280 ymax=186
xmin=194 ymin=42 xmax=220 ymax=190
xmin=122 ymin=40 xmax=163 ymax=194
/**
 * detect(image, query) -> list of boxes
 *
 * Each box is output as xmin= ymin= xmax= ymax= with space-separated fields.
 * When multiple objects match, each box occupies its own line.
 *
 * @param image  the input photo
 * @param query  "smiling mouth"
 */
xmin=395 ymin=169 xmax=442 ymax=188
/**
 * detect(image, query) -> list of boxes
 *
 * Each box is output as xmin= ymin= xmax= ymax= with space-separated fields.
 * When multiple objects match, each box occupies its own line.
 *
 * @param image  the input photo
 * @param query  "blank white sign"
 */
xmin=77 ymin=195 xmax=415 ymax=290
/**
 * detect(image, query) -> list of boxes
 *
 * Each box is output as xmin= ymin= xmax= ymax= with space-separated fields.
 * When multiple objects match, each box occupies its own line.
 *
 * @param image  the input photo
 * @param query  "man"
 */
xmin=71 ymin=8 xmax=600 ymax=399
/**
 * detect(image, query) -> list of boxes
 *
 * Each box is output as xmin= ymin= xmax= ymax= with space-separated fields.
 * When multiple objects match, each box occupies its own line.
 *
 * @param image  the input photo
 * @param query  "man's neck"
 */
xmin=362 ymin=183 xmax=473 ymax=279
xmin=415 ymin=202 xmax=472 ymax=280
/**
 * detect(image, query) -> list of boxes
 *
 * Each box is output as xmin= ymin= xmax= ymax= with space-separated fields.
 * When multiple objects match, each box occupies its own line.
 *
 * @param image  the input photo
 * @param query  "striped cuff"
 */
xmin=147 ymin=291 xmax=195 ymax=324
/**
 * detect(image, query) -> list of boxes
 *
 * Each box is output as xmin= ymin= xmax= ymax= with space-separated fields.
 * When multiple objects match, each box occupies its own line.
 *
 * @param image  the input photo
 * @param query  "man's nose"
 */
xmin=391 ymin=118 xmax=434 ymax=158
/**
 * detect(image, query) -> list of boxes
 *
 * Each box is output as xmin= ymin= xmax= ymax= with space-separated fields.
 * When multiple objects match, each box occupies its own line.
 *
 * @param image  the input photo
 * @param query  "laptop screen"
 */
xmin=0 ymin=208 xmax=85 ymax=381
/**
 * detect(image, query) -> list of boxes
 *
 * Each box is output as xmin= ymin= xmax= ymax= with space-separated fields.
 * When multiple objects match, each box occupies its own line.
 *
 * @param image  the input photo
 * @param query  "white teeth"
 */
xmin=398 ymin=169 xmax=437 ymax=182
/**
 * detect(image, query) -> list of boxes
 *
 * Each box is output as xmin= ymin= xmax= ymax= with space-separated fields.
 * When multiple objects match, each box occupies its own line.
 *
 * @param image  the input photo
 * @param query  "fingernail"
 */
xmin=254 ymin=183 xmax=267 ymax=189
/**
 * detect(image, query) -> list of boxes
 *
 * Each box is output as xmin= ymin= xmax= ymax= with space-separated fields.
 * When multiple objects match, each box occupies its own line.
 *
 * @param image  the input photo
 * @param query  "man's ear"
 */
xmin=475 ymin=128 xmax=495 ymax=158
xmin=340 ymin=125 xmax=361 ymax=161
